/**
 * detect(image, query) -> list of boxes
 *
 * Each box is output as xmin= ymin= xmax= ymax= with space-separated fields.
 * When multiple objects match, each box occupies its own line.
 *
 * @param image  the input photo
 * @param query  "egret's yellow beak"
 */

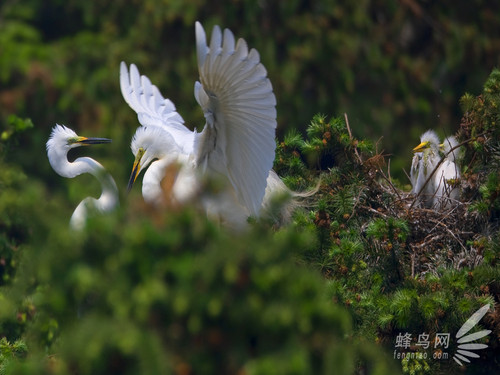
xmin=413 ymin=141 xmax=429 ymax=153
xmin=70 ymin=136 xmax=112 ymax=146
xmin=439 ymin=143 xmax=444 ymax=151
xmin=127 ymin=148 xmax=145 ymax=193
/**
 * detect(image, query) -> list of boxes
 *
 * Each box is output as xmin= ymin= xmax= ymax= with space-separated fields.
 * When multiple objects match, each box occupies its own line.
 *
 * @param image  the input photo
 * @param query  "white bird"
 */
xmin=127 ymin=125 xmax=293 ymax=227
xmin=434 ymin=136 xmax=461 ymax=209
xmin=127 ymin=126 xmax=197 ymax=207
xmin=46 ymin=124 xmax=119 ymax=230
xmin=121 ymin=22 xmax=277 ymax=228
xmin=410 ymin=130 xmax=441 ymax=208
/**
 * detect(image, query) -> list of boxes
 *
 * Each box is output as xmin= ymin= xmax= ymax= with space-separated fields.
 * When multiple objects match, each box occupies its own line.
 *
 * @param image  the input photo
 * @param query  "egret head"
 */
xmin=127 ymin=126 xmax=180 ymax=192
xmin=47 ymin=124 xmax=112 ymax=152
xmin=46 ymin=124 xmax=112 ymax=175
xmin=412 ymin=130 xmax=440 ymax=154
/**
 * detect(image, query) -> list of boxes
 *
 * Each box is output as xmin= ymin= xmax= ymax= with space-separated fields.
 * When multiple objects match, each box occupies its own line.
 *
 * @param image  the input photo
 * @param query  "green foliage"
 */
xmin=366 ymin=218 xmax=409 ymax=243
xmin=0 ymin=121 xmax=396 ymax=374
xmin=1 ymin=202 xmax=395 ymax=374
xmin=1 ymin=2 xmax=500 ymax=373
xmin=458 ymin=69 xmax=500 ymax=219
xmin=0 ymin=337 xmax=28 ymax=374
xmin=2 ymin=0 xmax=500 ymax=182
xmin=0 ymin=121 xmax=43 ymax=374
xmin=274 ymin=102 xmax=499 ymax=373
xmin=1 ymin=116 xmax=33 ymax=145
xmin=2 ymin=76 xmax=498 ymax=373
xmin=0 ymin=118 xmax=38 ymax=285
xmin=401 ymin=355 xmax=430 ymax=375
xmin=390 ymin=290 xmax=418 ymax=328
xmin=459 ymin=68 xmax=500 ymax=153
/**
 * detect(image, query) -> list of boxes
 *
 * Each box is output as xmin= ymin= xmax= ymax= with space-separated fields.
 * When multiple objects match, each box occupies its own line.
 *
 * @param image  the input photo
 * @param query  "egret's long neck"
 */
xmin=48 ymin=144 xmax=118 ymax=229
xmin=142 ymin=154 xmax=195 ymax=206
xmin=66 ymin=157 xmax=118 ymax=230
xmin=142 ymin=156 xmax=175 ymax=205
xmin=80 ymin=157 xmax=119 ymax=211
xmin=48 ymin=147 xmax=84 ymax=178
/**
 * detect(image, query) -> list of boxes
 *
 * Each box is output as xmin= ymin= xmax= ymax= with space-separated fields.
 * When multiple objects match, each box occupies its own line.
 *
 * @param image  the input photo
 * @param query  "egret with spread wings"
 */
xmin=121 ymin=22 xmax=277 ymax=228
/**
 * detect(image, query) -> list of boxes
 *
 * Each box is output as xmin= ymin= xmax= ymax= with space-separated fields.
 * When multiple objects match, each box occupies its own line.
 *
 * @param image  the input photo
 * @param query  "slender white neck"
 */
xmin=82 ymin=157 xmax=118 ymax=206
xmin=48 ymin=146 xmax=118 ymax=229
xmin=142 ymin=153 xmax=196 ymax=206
xmin=142 ymin=156 xmax=176 ymax=205
xmin=69 ymin=157 xmax=118 ymax=230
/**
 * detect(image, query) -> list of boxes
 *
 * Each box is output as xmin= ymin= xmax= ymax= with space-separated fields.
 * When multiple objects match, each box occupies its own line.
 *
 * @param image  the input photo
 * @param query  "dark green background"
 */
xmin=1 ymin=2 xmax=499 ymax=373
xmin=2 ymin=0 xmax=499 ymax=185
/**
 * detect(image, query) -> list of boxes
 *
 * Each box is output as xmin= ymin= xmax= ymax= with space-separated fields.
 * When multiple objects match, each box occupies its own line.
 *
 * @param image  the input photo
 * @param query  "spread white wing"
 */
xmin=120 ymin=62 xmax=195 ymax=154
xmin=194 ymin=22 xmax=277 ymax=216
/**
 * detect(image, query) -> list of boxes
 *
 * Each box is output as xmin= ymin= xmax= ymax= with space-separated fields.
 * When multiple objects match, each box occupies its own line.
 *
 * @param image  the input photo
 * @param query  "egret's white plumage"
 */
xmin=434 ymin=136 xmax=461 ymax=208
xmin=128 ymin=126 xmax=197 ymax=206
xmin=128 ymin=125 xmax=293 ymax=227
xmin=410 ymin=130 xmax=441 ymax=208
xmin=46 ymin=124 xmax=119 ymax=230
xmin=410 ymin=152 xmax=422 ymax=196
xmin=122 ymin=22 xmax=278 ymax=228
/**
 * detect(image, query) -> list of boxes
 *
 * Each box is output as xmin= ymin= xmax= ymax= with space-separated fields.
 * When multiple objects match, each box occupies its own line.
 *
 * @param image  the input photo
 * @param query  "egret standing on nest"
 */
xmin=46 ymin=124 xmax=119 ymax=230
xmin=122 ymin=22 xmax=278 ymax=228
xmin=410 ymin=130 xmax=441 ymax=208
xmin=434 ymin=136 xmax=461 ymax=208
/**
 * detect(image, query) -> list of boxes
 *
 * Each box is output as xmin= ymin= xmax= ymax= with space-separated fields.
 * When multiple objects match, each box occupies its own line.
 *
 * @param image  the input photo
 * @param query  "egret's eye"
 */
xmin=137 ymin=147 xmax=145 ymax=160
xmin=67 ymin=137 xmax=80 ymax=145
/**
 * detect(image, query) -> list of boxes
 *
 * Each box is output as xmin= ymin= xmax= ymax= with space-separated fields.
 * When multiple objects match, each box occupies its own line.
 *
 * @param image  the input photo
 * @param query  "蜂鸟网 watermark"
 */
xmin=392 ymin=304 xmax=492 ymax=366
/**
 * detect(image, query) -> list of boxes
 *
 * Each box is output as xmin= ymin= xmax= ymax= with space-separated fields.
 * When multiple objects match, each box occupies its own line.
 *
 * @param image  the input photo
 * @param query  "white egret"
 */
xmin=46 ymin=124 xmax=119 ymax=230
xmin=127 ymin=126 xmax=197 ymax=207
xmin=434 ymin=136 xmax=461 ymax=208
xmin=410 ymin=130 xmax=441 ymax=208
xmin=127 ymin=125 xmax=294 ymax=227
xmin=121 ymin=22 xmax=277 ymax=228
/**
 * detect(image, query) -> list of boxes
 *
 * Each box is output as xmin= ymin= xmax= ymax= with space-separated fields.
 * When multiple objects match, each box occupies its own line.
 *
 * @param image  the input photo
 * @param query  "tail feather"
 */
xmin=261 ymin=171 xmax=319 ymax=226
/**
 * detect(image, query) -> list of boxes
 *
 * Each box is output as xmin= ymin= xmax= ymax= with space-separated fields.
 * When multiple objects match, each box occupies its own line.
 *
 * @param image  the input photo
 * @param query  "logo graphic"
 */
xmin=453 ymin=304 xmax=491 ymax=366
xmin=393 ymin=304 xmax=492 ymax=366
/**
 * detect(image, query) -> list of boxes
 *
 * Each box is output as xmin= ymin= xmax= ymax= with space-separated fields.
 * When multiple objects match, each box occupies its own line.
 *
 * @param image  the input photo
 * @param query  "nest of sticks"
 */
xmin=340 ymin=117 xmax=494 ymax=279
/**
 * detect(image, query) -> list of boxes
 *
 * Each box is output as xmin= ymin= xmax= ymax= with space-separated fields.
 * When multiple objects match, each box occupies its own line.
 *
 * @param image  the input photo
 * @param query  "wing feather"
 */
xmin=194 ymin=22 xmax=277 ymax=216
xmin=222 ymin=29 xmax=235 ymax=55
xmin=120 ymin=61 xmax=194 ymax=153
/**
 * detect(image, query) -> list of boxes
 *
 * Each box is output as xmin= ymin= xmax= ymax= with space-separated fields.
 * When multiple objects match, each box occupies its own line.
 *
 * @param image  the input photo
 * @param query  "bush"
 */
xmin=0 ymin=121 xmax=394 ymax=373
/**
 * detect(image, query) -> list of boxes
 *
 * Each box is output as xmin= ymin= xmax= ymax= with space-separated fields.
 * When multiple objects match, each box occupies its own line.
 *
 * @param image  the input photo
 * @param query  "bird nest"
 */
xmin=404 ymin=200 xmax=487 ymax=277
xmin=294 ymin=113 xmax=497 ymax=281
xmin=358 ymin=157 xmax=491 ymax=280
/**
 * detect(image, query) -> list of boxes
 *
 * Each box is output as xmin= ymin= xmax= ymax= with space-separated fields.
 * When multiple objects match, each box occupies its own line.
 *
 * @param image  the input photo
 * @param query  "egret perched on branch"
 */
xmin=121 ymin=21 xmax=279 ymax=228
xmin=410 ymin=130 xmax=441 ymax=208
xmin=434 ymin=136 xmax=461 ymax=208
xmin=46 ymin=124 xmax=119 ymax=230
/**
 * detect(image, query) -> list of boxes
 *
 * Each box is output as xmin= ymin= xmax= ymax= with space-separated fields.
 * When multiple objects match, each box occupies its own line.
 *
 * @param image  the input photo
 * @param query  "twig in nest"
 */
xmin=344 ymin=113 xmax=363 ymax=165
xmin=412 ymin=233 xmax=446 ymax=250
xmin=428 ymin=204 xmax=460 ymax=233
xmin=377 ymin=161 xmax=402 ymax=201
xmin=427 ymin=217 xmax=469 ymax=252
xmin=360 ymin=204 xmax=390 ymax=218
xmin=411 ymin=253 xmax=415 ymax=278
xmin=347 ymin=187 xmax=367 ymax=222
